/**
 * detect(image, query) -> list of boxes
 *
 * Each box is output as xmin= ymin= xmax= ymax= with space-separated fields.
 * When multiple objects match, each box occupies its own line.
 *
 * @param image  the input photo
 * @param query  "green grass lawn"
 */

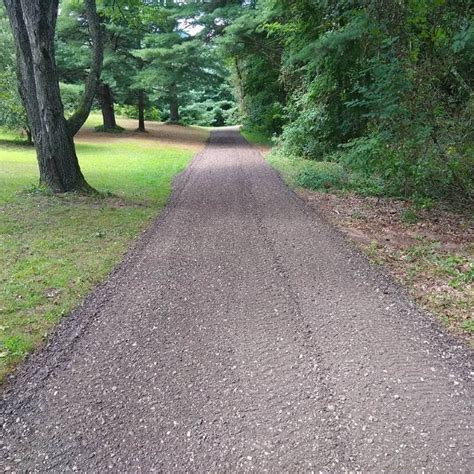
xmin=266 ymin=152 xmax=307 ymax=186
xmin=0 ymin=124 xmax=207 ymax=381
xmin=240 ymin=126 xmax=273 ymax=147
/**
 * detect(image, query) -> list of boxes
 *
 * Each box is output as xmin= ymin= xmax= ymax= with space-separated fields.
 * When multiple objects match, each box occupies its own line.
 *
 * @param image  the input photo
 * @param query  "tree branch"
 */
xmin=67 ymin=0 xmax=104 ymax=136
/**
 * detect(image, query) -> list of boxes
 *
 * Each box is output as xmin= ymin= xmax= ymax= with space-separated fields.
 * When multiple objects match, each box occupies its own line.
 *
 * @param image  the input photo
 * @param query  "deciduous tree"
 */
xmin=3 ymin=0 xmax=103 ymax=192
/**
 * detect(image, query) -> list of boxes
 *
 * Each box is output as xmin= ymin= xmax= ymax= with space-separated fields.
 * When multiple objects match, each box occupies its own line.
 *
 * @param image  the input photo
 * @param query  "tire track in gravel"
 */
xmin=1 ymin=128 xmax=472 ymax=472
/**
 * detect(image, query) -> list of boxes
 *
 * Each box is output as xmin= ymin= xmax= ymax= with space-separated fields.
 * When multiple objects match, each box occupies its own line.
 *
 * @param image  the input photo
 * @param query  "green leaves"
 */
xmin=225 ymin=0 xmax=473 ymax=204
xmin=0 ymin=10 xmax=28 ymax=133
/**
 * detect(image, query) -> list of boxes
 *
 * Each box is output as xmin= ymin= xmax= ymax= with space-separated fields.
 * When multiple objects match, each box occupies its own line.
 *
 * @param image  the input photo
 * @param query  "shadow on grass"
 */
xmin=0 ymin=138 xmax=34 ymax=148
xmin=17 ymin=184 xmax=139 ymax=210
xmin=94 ymin=125 xmax=125 ymax=133
xmin=77 ymin=119 xmax=209 ymax=149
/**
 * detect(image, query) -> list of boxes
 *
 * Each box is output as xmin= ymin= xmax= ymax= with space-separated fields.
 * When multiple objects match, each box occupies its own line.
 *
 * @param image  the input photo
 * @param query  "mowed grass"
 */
xmin=0 ymin=119 xmax=208 ymax=381
xmin=240 ymin=126 xmax=273 ymax=147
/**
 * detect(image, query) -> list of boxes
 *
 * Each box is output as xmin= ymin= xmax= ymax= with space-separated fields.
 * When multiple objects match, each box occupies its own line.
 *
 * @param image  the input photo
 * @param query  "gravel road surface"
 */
xmin=1 ymin=128 xmax=472 ymax=471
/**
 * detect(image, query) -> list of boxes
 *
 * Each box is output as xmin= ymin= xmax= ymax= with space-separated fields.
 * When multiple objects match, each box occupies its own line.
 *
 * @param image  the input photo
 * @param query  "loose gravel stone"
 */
xmin=0 ymin=128 xmax=472 ymax=472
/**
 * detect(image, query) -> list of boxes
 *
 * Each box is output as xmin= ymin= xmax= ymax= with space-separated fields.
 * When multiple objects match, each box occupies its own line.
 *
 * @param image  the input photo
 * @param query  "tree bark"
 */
xmin=96 ymin=82 xmax=117 ymax=130
xmin=3 ymin=0 xmax=103 ymax=193
xmin=234 ymin=57 xmax=247 ymax=116
xmin=137 ymin=90 xmax=146 ymax=132
xmin=25 ymin=127 xmax=32 ymax=145
xmin=168 ymin=84 xmax=179 ymax=123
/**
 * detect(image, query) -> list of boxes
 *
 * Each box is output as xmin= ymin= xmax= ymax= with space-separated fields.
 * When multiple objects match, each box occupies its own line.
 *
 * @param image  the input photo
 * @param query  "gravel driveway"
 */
xmin=1 ymin=128 xmax=472 ymax=471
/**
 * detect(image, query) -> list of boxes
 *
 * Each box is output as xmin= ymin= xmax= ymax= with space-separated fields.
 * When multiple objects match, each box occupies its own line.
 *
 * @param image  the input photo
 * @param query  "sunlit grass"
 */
xmin=240 ymin=126 xmax=273 ymax=147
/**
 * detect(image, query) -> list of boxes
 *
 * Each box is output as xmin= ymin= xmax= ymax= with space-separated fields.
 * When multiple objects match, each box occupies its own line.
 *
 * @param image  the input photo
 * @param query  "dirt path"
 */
xmin=1 ymin=129 xmax=472 ymax=471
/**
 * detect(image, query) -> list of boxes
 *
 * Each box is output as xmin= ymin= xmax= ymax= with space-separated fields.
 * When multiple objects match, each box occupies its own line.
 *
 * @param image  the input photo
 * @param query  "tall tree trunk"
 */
xmin=3 ymin=0 xmax=103 ymax=193
xmin=234 ymin=57 xmax=247 ymax=117
xmin=97 ymin=82 xmax=117 ymax=130
xmin=137 ymin=90 xmax=146 ymax=132
xmin=25 ymin=127 xmax=32 ymax=146
xmin=66 ymin=0 xmax=103 ymax=137
xmin=168 ymin=84 xmax=179 ymax=123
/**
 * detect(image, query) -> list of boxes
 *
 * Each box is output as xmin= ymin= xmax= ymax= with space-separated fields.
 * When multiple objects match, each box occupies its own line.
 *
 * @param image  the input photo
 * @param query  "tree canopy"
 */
xmin=1 ymin=0 xmax=472 ymax=203
xmin=218 ymin=0 xmax=473 ymax=202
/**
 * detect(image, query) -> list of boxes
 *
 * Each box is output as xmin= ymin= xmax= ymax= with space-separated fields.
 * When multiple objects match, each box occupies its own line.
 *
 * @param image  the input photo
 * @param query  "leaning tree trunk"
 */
xmin=25 ymin=127 xmax=33 ymax=146
xmin=168 ymin=84 xmax=179 ymax=123
xmin=234 ymin=57 xmax=247 ymax=117
xmin=97 ymin=82 xmax=117 ymax=130
xmin=3 ymin=0 xmax=103 ymax=193
xmin=137 ymin=90 xmax=146 ymax=132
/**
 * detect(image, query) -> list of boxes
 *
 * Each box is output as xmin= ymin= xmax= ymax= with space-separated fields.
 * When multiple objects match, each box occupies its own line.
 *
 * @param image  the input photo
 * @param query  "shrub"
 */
xmin=400 ymin=208 xmax=420 ymax=224
xmin=278 ymin=93 xmax=331 ymax=160
xmin=60 ymin=83 xmax=84 ymax=116
xmin=295 ymin=162 xmax=347 ymax=190
xmin=114 ymin=104 xmax=161 ymax=122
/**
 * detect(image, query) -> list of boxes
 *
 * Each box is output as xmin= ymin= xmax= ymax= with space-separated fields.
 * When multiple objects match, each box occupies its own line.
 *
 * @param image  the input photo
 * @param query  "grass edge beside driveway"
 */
xmin=0 ymin=124 xmax=208 ymax=382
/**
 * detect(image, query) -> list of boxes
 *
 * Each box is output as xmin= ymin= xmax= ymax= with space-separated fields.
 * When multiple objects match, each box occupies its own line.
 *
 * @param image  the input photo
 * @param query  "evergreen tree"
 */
xmin=133 ymin=2 xmax=230 ymax=124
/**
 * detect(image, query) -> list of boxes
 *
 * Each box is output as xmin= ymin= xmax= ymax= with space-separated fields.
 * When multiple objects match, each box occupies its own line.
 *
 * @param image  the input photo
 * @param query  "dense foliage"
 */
xmin=0 ymin=6 xmax=29 ymax=139
xmin=1 ymin=1 xmax=239 ymax=138
xmin=54 ymin=0 xmax=237 ymax=128
xmin=1 ymin=0 xmax=472 ymax=203
xmin=222 ymin=0 xmax=473 ymax=204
